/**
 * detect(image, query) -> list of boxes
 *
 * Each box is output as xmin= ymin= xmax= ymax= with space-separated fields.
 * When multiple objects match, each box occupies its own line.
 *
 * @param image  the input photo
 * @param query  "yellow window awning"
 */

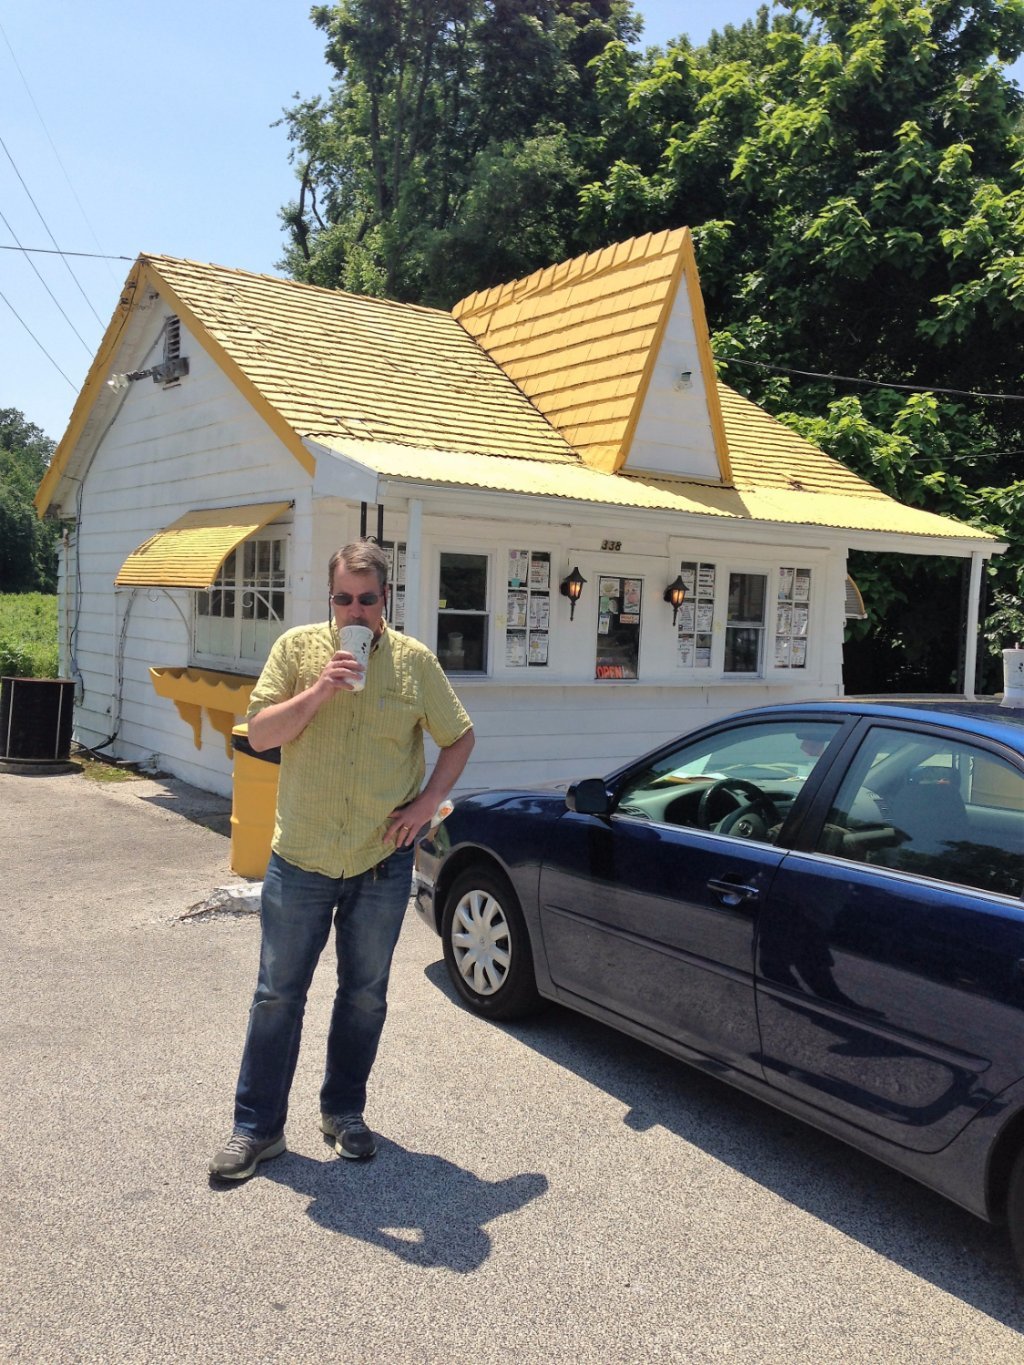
xmin=845 ymin=575 xmax=867 ymax=620
xmin=115 ymin=503 xmax=290 ymax=588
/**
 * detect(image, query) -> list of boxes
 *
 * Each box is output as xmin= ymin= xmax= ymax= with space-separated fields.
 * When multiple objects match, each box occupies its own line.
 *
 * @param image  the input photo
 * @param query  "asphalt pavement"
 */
xmin=3 ymin=763 xmax=1024 ymax=1363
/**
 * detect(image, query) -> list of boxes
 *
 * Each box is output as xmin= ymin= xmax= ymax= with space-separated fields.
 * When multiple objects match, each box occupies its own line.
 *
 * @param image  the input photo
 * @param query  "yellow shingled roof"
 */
xmin=453 ymin=228 xmax=729 ymax=476
xmin=144 ymin=255 xmax=572 ymax=463
xmin=34 ymin=238 xmax=999 ymax=548
xmin=715 ymin=384 xmax=887 ymax=496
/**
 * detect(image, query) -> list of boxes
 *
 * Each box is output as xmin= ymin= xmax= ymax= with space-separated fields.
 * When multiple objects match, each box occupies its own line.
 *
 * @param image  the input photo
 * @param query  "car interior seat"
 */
xmin=884 ymin=775 xmax=969 ymax=876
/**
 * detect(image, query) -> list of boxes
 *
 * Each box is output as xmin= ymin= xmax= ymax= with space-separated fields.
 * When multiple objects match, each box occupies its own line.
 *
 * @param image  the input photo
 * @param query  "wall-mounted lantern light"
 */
xmin=560 ymin=566 xmax=587 ymax=621
xmin=663 ymin=574 xmax=687 ymax=626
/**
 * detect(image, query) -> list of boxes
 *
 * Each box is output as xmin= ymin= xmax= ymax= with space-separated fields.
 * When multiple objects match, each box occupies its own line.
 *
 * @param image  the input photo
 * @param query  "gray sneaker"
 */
xmin=320 ymin=1112 xmax=377 ymax=1160
xmin=209 ymin=1132 xmax=286 ymax=1180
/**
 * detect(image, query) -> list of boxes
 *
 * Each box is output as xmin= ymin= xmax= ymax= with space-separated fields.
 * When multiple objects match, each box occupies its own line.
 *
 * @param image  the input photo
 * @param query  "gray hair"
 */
xmin=328 ymin=540 xmax=389 ymax=591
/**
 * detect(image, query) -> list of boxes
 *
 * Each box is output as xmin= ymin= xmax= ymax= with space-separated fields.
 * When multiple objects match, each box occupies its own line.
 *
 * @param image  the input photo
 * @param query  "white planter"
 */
xmin=1001 ymin=648 xmax=1024 ymax=709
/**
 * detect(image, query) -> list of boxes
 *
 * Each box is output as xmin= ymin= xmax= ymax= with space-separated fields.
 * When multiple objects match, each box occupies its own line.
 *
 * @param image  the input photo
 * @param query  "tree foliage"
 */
xmin=279 ymin=1 xmax=639 ymax=304
xmin=282 ymin=0 xmax=1024 ymax=689
xmin=0 ymin=408 xmax=58 ymax=593
xmin=581 ymin=0 xmax=1024 ymax=687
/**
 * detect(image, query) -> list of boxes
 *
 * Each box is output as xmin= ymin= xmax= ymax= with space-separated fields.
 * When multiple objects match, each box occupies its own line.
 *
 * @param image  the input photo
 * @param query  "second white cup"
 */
xmin=338 ymin=624 xmax=374 ymax=691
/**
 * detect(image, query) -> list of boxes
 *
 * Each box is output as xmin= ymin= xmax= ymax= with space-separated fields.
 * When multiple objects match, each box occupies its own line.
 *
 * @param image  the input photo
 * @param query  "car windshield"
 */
xmin=614 ymin=719 xmax=843 ymax=841
xmin=641 ymin=720 xmax=841 ymax=786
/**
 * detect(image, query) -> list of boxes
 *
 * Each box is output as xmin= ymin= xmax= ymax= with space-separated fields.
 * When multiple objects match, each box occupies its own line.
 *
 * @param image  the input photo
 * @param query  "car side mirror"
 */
xmin=565 ymin=777 xmax=612 ymax=817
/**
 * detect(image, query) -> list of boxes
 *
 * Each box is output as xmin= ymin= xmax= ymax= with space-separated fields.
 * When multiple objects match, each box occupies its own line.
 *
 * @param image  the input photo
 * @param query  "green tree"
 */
xmin=279 ymin=0 xmax=1024 ymax=690
xmin=0 ymin=408 xmax=58 ymax=592
xmin=279 ymin=0 xmax=638 ymax=304
xmin=582 ymin=0 xmax=1024 ymax=689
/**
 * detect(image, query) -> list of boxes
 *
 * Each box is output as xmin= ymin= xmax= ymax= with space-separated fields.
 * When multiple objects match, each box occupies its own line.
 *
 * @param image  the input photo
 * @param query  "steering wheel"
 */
xmin=697 ymin=778 xmax=781 ymax=839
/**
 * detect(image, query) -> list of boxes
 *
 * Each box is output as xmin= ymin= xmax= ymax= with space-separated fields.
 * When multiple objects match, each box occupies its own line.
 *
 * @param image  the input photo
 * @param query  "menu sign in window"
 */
xmin=381 ymin=541 xmax=406 ymax=630
xmin=505 ymin=550 xmax=550 ymax=667
xmin=775 ymin=567 xmax=811 ymax=668
xmin=595 ymin=575 xmax=642 ymax=679
xmin=676 ymin=561 xmax=715 ymax=668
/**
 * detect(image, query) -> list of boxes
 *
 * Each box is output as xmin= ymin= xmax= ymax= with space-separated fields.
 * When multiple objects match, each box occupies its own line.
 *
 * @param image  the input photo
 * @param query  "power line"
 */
xmin=0 ymin=131 xmax=106 ymax=327
xmin=937 ymin=448 xmax=1024 ymax=466
xmin=0 ymin=206 xmax=94 ymax=353
xmin=723 ymin=355 xmax=1024 ymax=402
xmin=0 ymin=284 xmax=76 ymax=387
xmin=0 ymin=244 xmax=132 ymax=261
xmin=0 ymin=17 xmax=120 ymax=288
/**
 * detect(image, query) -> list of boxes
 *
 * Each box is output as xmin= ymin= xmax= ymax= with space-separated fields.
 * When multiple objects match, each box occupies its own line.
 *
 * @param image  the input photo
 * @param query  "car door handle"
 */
xmin=707 ymin=877 xmax=760 ymax=907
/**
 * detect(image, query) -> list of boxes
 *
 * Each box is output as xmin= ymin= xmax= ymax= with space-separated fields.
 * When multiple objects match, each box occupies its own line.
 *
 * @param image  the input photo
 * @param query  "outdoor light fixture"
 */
xmin=673 ymin=370 xmax=693 ymax=391
xmin=664 ymin=574 xmax=687 ymax=626
xmin=560 ymin=566 xmax=587 ymax=621
xmin=106 ymin=357 xmax=190 ymax=392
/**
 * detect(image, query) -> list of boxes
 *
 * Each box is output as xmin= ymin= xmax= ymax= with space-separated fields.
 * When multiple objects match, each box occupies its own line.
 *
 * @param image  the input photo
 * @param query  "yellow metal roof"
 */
xmin=453 ymin=228 xmax=730 ymax=477
xmin=312 ymin=436 xmax=996 ymax=541
xmin=115 ymin=502 xmax=290 ymax=588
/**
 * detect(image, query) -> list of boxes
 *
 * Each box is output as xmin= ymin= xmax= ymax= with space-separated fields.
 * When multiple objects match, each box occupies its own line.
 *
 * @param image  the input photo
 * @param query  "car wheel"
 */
xmin=441 ymin=865 xmax=541 ymax=1020
xmin=1008 ymin=1146 xmax=1024 ymax=1277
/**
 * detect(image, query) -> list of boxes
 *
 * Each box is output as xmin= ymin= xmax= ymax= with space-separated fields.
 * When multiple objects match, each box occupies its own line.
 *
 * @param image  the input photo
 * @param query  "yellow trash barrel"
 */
xmin=230 ymin=723 xmax=280 ymax=878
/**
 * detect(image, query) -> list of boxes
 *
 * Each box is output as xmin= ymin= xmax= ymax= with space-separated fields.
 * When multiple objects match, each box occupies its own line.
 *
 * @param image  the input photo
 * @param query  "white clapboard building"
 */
xmin=35 ymin=228 xmax=1003 ymax=797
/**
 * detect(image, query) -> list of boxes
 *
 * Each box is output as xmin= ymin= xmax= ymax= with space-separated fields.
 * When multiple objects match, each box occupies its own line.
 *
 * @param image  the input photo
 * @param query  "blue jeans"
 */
xmin=233 ymin=847 xmax=414 ymax=1139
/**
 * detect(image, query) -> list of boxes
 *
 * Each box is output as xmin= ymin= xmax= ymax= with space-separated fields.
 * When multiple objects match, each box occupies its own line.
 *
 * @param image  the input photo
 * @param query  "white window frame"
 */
xmin=670 ymin=548 xmax=823 ymax=681
xmin=570 ymin=550 xmax=679 ymax=684
xmin=723 ymin=569 xmax=769 ymax=676
xmin=190 ymin=528 xmax=290 ymax=675
xmin=436 ymin=548 xmax=492 ymax=676
xmin=592 ymin=569 xmax=645 ymax=682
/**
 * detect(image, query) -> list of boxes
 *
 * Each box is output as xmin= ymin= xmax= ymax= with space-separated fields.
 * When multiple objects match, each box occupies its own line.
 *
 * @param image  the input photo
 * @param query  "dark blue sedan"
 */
xmin=414 ymin=701 xmax=1024 ymax=1270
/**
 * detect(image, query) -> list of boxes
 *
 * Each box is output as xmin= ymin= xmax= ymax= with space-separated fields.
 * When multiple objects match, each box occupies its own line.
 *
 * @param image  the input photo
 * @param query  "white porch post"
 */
xmin=963 ymin=551 xmax=984 ymax=699
xmin=404 ymin=498 xmax=423 ymax=641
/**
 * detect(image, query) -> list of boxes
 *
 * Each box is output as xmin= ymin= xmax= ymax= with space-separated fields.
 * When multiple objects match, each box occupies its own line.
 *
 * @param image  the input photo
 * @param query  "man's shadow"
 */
xmin=260 ymin=1139 xmax=548 ymax=1272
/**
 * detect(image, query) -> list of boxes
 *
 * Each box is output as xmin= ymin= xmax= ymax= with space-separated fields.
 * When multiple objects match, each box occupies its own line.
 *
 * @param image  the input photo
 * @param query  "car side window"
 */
xmin=615 ymin=719 xmax=841 ymax=844
xmin=817 ymin=725 xmax=1024 ymax=898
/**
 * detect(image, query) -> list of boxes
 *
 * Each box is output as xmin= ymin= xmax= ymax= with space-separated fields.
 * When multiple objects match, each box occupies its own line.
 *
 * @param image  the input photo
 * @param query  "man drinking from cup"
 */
xmin=210 ymin=540 xmax=474 ymax=1180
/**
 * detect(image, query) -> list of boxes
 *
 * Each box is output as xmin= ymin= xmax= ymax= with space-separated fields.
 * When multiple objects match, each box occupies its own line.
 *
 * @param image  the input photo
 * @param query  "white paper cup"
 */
xmin=338 ymin=624 xmax=373 ymax=691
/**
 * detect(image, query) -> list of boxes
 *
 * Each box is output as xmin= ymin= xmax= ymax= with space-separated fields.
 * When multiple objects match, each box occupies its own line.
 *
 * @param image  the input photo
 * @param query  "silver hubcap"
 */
xmin=451 ymin=887 xmax=511 ymax=996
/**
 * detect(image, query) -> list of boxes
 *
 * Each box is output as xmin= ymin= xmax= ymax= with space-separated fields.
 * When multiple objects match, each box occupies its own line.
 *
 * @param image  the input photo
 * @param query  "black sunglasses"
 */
xmin=330 ymin=591 xmax=383 ymax=606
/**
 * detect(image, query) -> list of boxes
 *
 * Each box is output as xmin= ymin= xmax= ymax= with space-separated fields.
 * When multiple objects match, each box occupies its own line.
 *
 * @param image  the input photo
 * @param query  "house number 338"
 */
xmin=601 ymin=540 xmax=622 ymax=552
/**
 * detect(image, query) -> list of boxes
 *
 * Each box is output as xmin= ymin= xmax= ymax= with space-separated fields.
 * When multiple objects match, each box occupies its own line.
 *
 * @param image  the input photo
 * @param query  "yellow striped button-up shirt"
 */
xmin=247 ymin=622 xmax=472 ymax=879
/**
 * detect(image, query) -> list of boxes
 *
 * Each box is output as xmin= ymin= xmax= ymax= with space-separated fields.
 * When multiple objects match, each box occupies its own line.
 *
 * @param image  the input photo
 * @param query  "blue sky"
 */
xmin=2 ymin=2 xmax=1021 ymax=447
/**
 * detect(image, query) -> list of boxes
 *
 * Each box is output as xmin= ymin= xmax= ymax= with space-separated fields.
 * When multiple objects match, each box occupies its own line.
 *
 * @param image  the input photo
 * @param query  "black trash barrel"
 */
xmin=0 ymin=677 xmax=76 ymax=763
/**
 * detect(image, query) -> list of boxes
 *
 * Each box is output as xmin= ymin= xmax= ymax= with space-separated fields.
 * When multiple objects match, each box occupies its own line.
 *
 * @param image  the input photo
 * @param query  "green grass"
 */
xmin=0 ymin=593 xmax=59 ymax=678
xmin=79 ymin=756 xmax=140 ymax=783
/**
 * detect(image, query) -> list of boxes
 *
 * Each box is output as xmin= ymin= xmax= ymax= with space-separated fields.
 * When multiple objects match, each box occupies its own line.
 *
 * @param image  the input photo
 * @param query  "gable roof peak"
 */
xmin=452 ymin=226 xmax=729 ymax=479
